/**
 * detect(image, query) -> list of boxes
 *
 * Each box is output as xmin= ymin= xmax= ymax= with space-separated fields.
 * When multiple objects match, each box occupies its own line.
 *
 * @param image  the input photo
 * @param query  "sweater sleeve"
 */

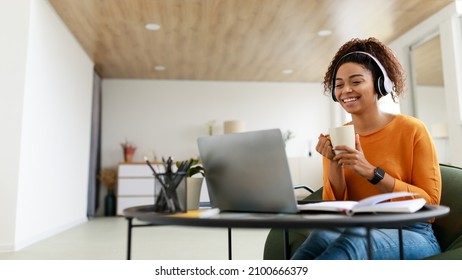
xmin=392 ymin=123 xmax=441 ymax=205
xmin=321 ymin=157 xmax=348 ymax=201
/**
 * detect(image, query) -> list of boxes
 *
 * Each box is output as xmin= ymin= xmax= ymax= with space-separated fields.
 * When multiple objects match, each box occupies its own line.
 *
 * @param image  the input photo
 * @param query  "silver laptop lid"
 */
xmin=197 ymin=129 xmax=298 ymax=213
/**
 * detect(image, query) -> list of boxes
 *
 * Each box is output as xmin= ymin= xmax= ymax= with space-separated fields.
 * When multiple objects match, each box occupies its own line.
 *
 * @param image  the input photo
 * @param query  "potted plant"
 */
xmin=176 ymin=158 xmax=205 ymax=210
xmin=97 ymin=168 xmax=117 ymax=216
xmin=121 ymin=140 xmax=136 ymax=162
xmin=282 ymin=130 xmax=295 ymax=144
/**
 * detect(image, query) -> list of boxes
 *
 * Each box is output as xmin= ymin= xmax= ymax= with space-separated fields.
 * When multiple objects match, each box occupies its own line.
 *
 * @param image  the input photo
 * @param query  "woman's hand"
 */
xmin=317 ymin=133 xmax=347 ymax=198
xmin=315 ymin=133 xmax=335 ymax=160
xmin=333 ymin=134 xmax=375 ymax=179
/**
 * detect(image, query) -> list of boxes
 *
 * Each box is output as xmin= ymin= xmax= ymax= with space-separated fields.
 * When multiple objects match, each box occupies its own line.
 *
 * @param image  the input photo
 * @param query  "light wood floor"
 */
xmin=0 ymin=217 xmax=270 ymax=260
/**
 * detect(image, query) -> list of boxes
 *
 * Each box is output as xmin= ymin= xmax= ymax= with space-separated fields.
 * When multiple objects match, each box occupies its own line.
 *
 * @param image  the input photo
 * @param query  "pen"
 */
xmin=145 ymin=156 xmax=176 ymax=211
xmin=144 ymin=156 xmax=157 ymax=174
xmin=198 ymin=208 xmax=220 ymax=218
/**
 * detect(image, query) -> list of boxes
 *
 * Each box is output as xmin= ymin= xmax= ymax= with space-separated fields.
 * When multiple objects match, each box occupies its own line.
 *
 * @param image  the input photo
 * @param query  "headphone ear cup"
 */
xmin=376 ymin=76 xmax=392 ymax=97
xmin=383 ymin=77 xmax=394 ymax=95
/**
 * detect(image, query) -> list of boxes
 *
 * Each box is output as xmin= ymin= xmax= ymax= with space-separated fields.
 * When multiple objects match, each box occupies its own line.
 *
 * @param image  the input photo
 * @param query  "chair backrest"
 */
xmin=432 ymin=164 xmax=462 ymax=251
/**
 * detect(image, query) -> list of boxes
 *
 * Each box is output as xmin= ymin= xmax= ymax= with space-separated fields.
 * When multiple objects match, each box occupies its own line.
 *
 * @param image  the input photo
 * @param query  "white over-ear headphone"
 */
xmin=331 ymin=51 xmax=394 ymax=102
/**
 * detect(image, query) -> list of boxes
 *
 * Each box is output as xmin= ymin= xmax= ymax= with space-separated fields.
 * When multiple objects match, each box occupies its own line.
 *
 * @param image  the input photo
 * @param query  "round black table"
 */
xmin=123 ymin=204 xmax=449 ymax=260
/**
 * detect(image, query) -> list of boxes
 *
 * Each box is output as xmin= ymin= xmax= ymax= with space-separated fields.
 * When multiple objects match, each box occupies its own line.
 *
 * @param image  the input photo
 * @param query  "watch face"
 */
xmin=369 ymin=167 xmax=384 ymax=184
xmin=376 ymin=167 xmax=385 ymax=179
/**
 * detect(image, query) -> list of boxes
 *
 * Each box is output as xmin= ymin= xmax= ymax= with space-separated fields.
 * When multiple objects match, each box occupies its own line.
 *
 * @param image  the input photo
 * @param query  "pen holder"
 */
xmin=154 ymin=172 xmax=187 ymax=213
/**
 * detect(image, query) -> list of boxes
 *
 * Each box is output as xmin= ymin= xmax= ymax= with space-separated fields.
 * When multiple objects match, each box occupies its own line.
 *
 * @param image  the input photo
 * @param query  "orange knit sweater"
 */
xmin=322 ymin=114 xmax=441 ymax=206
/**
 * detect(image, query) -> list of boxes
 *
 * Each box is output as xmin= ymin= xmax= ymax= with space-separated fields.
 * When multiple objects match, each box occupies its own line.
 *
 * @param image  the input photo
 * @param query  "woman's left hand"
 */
xmin=333 ymin=134 xmax=375 ymax=179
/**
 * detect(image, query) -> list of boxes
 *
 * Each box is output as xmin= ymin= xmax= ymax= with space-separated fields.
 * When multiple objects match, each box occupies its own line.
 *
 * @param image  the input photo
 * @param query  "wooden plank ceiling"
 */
xmin=49 ymin=0 xmax=452 ymax=84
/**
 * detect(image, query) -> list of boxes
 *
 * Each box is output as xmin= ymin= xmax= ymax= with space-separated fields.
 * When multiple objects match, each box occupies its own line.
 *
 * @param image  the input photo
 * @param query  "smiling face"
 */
xmin=334 ymin=62 xmax=378 ymax=115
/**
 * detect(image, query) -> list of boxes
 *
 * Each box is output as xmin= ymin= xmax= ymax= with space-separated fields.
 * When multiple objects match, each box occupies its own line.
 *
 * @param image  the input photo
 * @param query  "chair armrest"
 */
xmin=293 ymin=185 xmax=314 ymax=194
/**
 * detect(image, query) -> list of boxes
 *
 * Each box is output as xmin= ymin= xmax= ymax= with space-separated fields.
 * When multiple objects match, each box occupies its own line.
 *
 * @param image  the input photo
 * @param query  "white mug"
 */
xmin=328 ymin=125 xmax=355 ymax=154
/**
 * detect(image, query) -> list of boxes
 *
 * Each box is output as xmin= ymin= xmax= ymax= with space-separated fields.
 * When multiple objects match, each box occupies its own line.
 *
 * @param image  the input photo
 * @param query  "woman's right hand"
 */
xmin=315 ymin=133 xmax=335 ymax=160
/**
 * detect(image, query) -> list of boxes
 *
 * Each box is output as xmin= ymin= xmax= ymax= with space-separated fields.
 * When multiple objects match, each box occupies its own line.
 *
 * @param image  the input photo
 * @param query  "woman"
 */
xmin=291 ymin=37 xmax=441 ymax=260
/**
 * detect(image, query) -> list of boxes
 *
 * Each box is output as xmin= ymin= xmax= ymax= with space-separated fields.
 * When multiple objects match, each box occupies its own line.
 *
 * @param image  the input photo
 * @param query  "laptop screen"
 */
xmin=197 ymin=129 xmax=299 ymax=213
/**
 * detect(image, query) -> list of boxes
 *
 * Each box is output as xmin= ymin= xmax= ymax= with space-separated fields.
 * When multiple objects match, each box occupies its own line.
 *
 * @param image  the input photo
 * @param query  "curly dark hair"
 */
xmin=322 ymin=37 xmax=406 ymax=102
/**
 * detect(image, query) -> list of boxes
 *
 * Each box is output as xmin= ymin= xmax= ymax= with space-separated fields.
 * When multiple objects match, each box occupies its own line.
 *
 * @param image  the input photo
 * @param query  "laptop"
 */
xmin=197 ymin=128 xmax=301 ymax=213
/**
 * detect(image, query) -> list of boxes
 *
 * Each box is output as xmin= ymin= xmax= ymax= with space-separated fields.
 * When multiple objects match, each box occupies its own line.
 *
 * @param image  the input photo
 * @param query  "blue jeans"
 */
xmin=291 ymin=223 xmax=441 ymax=260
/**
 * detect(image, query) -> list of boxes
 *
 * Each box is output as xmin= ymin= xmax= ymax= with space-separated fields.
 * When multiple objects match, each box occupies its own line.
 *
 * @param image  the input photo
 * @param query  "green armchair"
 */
xmin=263 ymin=164 xmax=462 ymax=260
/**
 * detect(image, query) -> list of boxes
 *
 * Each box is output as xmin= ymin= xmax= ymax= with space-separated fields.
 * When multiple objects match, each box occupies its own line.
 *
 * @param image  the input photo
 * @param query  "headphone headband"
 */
xmin=331 ymin=51 xmax=394 ymax=102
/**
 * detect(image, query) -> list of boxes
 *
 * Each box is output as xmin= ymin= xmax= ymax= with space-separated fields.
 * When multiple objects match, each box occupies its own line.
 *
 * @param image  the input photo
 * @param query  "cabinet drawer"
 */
xmin=117 ymin=196 xmax=155 ymax=215
xmin=118 ymin=178 xmax=155 ymax=195
xmin=118 ymin=164 xmax=160 ymax=177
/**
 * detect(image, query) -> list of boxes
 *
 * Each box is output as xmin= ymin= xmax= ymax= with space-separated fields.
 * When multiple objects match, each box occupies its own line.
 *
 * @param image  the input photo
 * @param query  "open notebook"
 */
xmin=298 ymin=192 xmax=426 ymax=215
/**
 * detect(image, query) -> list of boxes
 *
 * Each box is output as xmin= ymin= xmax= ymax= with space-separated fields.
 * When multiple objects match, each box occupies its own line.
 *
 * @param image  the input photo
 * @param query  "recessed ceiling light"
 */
xmin=317 ymin=29 xmax=332 ymax=37
xmin=282 ymin=69 xmax=293 ymax=75
xmin=145 ymin=23 xmax=161 ymax=31
xmin=154 ymin=65 xmax=166 ymax=71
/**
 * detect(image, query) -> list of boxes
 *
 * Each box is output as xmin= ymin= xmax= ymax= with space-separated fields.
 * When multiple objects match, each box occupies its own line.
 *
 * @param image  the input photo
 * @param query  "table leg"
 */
xmin=126 ymin=217 xmax=133 ymax=260
xmin=398 ymin=225 xmax=404 ymax=260
xmin=283 ymin=229 xmax=290 ymax=260
xmin=228 ymin=228 xmax=232 ymax=260
xmin=366 ymin=228 xmax=372 ymax=260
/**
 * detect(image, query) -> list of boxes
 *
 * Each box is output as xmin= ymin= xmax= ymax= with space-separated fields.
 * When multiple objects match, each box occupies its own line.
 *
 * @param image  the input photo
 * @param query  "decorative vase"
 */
xmin=186 ymin=177 xmax=203 ymax=210
xmin=124 ymin=152 xmax=134 ymax=163
xmin=104 ymin=189 xmax=116 ymax=216
xmin=122 ymin=143 xmax=136 ymax=163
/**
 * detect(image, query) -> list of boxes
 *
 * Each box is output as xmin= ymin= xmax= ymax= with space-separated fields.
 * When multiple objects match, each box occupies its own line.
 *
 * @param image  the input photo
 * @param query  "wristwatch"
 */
xmin=369 ymin=167 xmax=385 ymax=185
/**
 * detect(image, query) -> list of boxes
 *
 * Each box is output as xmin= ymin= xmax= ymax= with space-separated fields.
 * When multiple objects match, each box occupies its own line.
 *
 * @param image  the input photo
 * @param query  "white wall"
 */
xmin=390 ymin=2 xmax=462 ymax=167
xmin=101 ymin=80 xmax=330 ymax=181
xmin=0 ymin=0 xmax=31 ymax=252
xmin=416 ymin=86 xmax=449 ymax=163
xmin=415 ymin=86 xmax=446 ymax=126
xmin=102 ymin=80 xmax=330 ymax=163
xmin=0 ymin=0 xmax=94 ymax=251
xmin=440 ymin=14 xmax=462 ymax=166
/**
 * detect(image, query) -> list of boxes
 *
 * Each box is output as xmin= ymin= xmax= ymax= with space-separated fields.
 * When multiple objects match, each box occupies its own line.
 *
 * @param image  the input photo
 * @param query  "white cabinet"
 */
xmin=116 ymin=163 xmax=160 ymax=215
